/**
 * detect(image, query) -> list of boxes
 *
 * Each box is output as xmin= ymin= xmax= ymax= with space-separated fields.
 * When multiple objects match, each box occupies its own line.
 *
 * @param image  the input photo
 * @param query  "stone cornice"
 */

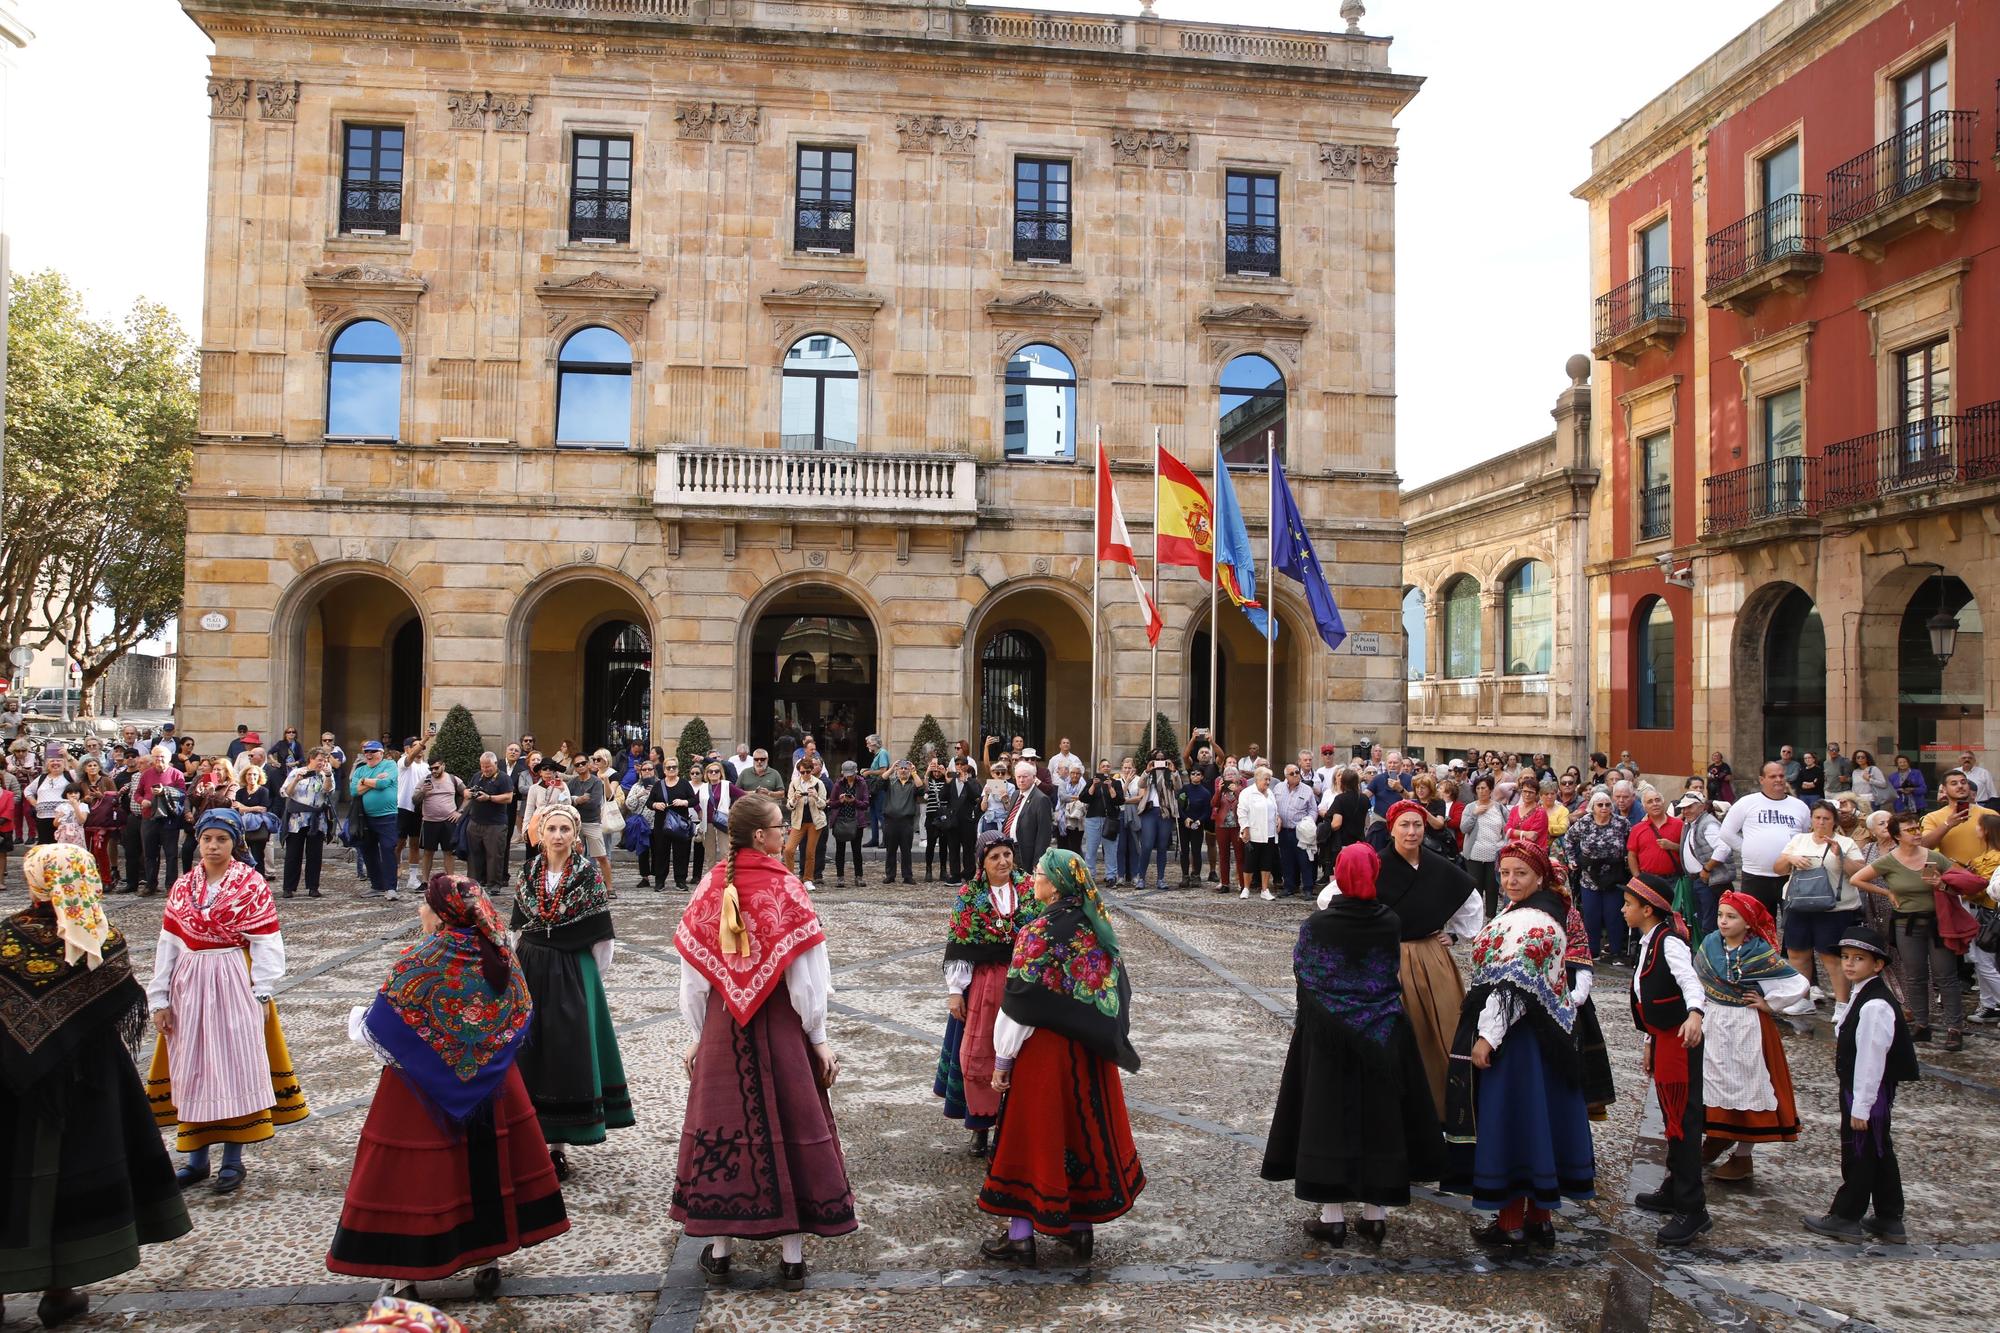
xmin=984 ymin=289 xmax=1102 ymax=326
xmin=1197 ymin=303 xmax=1311 ymax=338
xmin=760 ymin=281 xmax=887 ymax=316
xmin=534 ymin=271 xmax=660 ymax=343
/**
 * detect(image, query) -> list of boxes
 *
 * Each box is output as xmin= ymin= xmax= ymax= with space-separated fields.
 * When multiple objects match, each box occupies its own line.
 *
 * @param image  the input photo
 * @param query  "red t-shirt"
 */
xmin=1627 ymin=815 xmax=1683 ymax=877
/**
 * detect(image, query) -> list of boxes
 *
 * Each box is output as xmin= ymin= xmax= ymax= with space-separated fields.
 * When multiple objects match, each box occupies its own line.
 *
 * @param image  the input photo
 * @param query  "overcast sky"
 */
xmin=5 ymin=0 xmax=1760 ymax=487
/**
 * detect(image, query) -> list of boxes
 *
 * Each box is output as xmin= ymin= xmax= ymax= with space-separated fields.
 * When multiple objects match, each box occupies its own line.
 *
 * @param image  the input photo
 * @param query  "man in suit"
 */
xmin=1001 ymin=759 xmax=1054 ymax=870
xmin=948 ymin=755 xmax=983 ymax=880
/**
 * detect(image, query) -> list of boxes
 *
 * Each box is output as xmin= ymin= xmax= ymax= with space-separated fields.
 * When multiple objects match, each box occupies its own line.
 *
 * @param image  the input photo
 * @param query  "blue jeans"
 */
xmin=1137 ymin=808 xmax=1170 ymax=887
xmin=357 ymin=812 xmax=400 ymax=894
xmin=1083 ymin=816 xmax=1116 ymax=881
xmin=1277 ymin=828 xmax=1309 ymax=897
xmin=1697 ymin=876 xmax=1728 ymax=937
xmin=1580 ymin=882 xmax=1628 ymax=957
xmin=867 ymin=783 xmax=886 ymax=842
xmin=1115 ymin=818 xmax=1140 ymax=885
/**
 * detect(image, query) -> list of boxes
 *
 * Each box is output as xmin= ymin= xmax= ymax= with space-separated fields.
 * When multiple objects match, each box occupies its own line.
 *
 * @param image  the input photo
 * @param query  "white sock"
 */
xmin=1731 ymin=1140 xmax=1754 ymax=1160
xmin=1362 ymin=1204 xmax=1387 ymax=1221
xmin=781 ymin=1234 xmax=804 ymax=1265
xmin=708 ymin=1236 xmax=734 ymax=1259
xmin=1319 ymin=1202 xmax=1344 ymax=1224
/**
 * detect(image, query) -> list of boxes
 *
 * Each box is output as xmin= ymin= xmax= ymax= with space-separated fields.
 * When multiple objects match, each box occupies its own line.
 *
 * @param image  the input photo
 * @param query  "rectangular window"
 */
xmin=1760 ymin=387 xmax=1805 ymax=516
xmin=795 ymin=146 xmax=856 ymax=254
xmin=570 ymin=135 xmax=632 ymax=243
xmin=1639 ymin=431 xmax=1672 ymax=541
xmin=1013 ymin=158 xmax=1072 ymax=264
xmin=340 ymin=125 xmax=404 ymax=235
xmin=1757 ymin=140 xmax=1803 ymax=261
xmin=1898 ymin=339 xmax=1951 ymax=470
xmin=1758 ymin=140 xmax=1802 ymax=206
xmin=1637 ymin=216 xmax=1672 ymax=317
xmin=1896 ymin=52 xmax=1949 ymax=132
xmin=1225 ymin=171 xmax=1280 ymax=276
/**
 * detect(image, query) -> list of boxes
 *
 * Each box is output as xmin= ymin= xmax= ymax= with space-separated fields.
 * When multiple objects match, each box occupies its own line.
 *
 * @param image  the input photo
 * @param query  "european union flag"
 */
xmin=1270 ymin=457 xmax=1347 ymax=652
xmin=1212 ymin=453 xmax=1272 ymax=638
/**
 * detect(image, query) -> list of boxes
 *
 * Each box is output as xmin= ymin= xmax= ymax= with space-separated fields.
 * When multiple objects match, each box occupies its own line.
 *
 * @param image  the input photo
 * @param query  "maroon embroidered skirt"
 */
xmin=326 ymin=1065 xmax=569 ymax=1280
xmin=978 ymin=1029 xmax=1145 ymax=1234
xmin=669 ymin=990 xmax=858 ymax=1240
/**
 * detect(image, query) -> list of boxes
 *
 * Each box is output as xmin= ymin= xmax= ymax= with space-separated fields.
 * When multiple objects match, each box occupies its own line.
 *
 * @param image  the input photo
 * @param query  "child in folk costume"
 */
xmin=672 ymin=793 xmax=856 ymax=1293
xmin=1262 ymin=844 xmax=1444 ymax=1247
xmin=1802 ymin=925 xmax=1919 ymax=1243
xmin=1443 ymin=841 xmax=1595 ymax=1250
xmin=145 ymin=809 xmax=309 ymax=1194
xmin=979 ymin=849 xmax=1145 ymax=1268
xmin=328 ymin=875 xmax=568 ymax=1299
xmin=1622 ymin=874 xmax=1711 ymax=1246
xmin=3 ymin=846 xmax=190 ymax=1330
xmin=934 ymin=830 xmax=1042 ymax=1156
xmin=1694 ymin=891 xmax=1809 ymax=1183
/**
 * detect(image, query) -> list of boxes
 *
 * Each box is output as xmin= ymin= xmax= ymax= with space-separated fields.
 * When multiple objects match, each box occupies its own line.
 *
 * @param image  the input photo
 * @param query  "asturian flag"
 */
xmin=1096 ymin=444 xmax=1164 ymax=645
xmin=1212 ymin=453 xmax=1272 ymax=638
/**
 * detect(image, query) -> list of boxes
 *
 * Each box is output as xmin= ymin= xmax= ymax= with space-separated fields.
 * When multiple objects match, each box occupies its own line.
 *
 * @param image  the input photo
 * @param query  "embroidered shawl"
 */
xmin=365 ymin=879 xmax=532 ymax=1123
xmin=1293 ymin=896 xmax=1405 ymax=1047
xmin=675 ymin=848 xmax=826 ymax=1028
xmin=24 ymin=843 xmax=111 ymax=967
xmin=1001 ymin=849 xmax=1139 ymax=1072
xmin=511 ymin=848 xmax=614 ymax=950
xmin=163 ymin=858 xmax=279 ymax=950
xmin=943 ymin=870 xmax=1041 ymax=965
xmin=1694 ymin=931 xmax=1799 ymax=1009
xmin=0 ymin=902 xmax=146 ymax=1098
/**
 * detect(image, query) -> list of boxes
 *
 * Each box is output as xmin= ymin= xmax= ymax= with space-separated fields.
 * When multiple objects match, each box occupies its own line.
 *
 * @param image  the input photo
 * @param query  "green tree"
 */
xmin=1 ymin=272 xmax=195 ymax=714
xmin=676 ymin=716 xmax=714 ymax=776
xmin=906 ymin=714 xmax=946 ymax=767
xmin=429 ymin=704 xmax=484 ymax=782
xmin=1133 ymin=713 xmax=1181 ymax=765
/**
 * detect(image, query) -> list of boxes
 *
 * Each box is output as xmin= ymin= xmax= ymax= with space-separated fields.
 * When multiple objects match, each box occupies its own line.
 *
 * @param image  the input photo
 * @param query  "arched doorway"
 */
xmin=1189 ymin=603 xmax=1303 ymax=761
xmin=1898 ymin=576 xmax=1984 ymax=784
xmin=749 ymin=586 xmax=878 ymax=774
xmin=521 ymin=577 xmax=654 ymax=757
xmin=288 ymin=571 xmax=426 ymax=749
xmin=969 ymin=586 xmax=1091 ymax=759
xmin=1762 ymin=586 xmax=1825 ymax=760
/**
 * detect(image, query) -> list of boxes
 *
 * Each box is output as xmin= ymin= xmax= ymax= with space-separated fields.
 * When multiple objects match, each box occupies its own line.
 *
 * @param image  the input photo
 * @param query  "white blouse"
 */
xmin=680 ymin=941 xmax=832 ymax=1046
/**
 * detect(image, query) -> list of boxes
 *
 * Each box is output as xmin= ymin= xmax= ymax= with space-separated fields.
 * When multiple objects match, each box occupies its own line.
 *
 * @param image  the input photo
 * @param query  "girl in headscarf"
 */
xmin=1442 ymin=840 xmax=1595 ymax=1250
xmin=934 ymin=830 xmax=1043 ymax=1157
xmin=2 ymin=846 xmax=191 ymax=1329
xmin=1261 ymin=843 xmax=1444 ymax=1248
xmin=510 ymin=803 xmax=631 ymax=1177
xmin=328 ymin=875 xmax=568 ymax=1299
xmin=144 ymin=809 xmax=309 ymax=1194
xmin=1692 ymin=890 xmax=1808 ymax=1184
xmin=977 ymin=848 xmax=1145 ymax=1268
xmin=671 ymin=793 xmax=855 ymax=1293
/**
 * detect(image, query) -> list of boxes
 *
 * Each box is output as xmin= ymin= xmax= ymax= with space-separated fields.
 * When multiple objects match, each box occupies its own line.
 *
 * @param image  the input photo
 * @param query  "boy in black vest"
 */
xmin=1803 ymin=925 xmax=1918 ymax=1243
xmin=1623 ymin=874 xmax=1711 ymax=1245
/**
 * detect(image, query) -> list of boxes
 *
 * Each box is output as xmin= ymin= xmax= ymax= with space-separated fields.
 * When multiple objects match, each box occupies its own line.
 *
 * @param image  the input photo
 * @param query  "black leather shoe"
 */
xmin=1861 ymin=1215 xmax=1909 ymax=1243
xmin=969 ymin=1129 xmax=989 ymax=1158
xmin=174 ymin=1162 xmax=210 ymax=1190
xmin=1302 ymin=1218 xmax=1346 ymax=1246
xmin=1523 ymin=1220 xmax=1556 ymax=1249
xmin=473 ymin=1265 xmax=502 ymax=1298
xmin=1632 ymin=1188 xmax=1674 ymax=1214
xmin=1051 ymin=1228 xmax=1094 ymax=1263
xmin=697 ymin=1245 xmax=731 ymax=1287
xmin=1655 ymin=1211 xmax=1712 ymax=1246
xmin=37 ymin=1289 xmax=89 ymax=1330
xmin=979 ymin=1231 xmax=1037 ymax=1267
xmin=1355 ymin=1218 xmax=1387 ymax=1246
xmin=779 ymin=1259 xmax=806 ymax=1292
xmin=1801 ymin=1212 xmax=1867 ymax=1240
xmin=549 ymin=1147 xmax=570 ymax=1181
xmin=1470 ymin=1221 xmax=1526 ymax=1248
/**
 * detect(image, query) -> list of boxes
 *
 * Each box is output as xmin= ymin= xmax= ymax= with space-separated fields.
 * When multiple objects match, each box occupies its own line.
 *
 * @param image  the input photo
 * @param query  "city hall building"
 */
xmin=175 ymin=0 xmax=1418 ymax=771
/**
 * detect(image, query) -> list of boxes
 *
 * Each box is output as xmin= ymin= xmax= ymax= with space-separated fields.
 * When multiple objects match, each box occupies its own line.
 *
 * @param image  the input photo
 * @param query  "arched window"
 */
xmin=1402 ymin=587 xmax=1426 ymax=681
xmin=1635 ymin=598 xmax=1675 ymax=730
xmin=1003 ymin=344 xmax=1077 ymax=461
xmin=781 ymin=334 xmax=859 ymax=451
xmin=1502 ymin=561 xmax=1553 ymax=675
xmin=981 ymin=630 xmax=1047 ymax=751
xmin=555 ymin=327 xmax=633 ymax=448
xmin=582 ymin=620 xmax=651 ymax=753
xmin=1441 ymin=576 xmax=1481 ymax=679
xmin=326 ymin=319 xmax=402 ymax=440
xmin=1762 ymin=587 xmax=1825 ymax=760
xmin=1219 ymin=353 xmax=1285 ymax=469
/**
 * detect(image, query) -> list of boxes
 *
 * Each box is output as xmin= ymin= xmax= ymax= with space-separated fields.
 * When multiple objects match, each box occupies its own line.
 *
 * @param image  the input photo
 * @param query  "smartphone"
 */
xmin=1958 ymin=799 xmax=1973 ymax=813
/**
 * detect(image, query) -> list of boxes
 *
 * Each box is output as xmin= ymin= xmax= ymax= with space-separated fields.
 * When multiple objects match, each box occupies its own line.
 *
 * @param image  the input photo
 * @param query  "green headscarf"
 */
xmin=1037 ymin=847 xmax=1121 ymax=962
xmin=1000 ymin=847 xmax=1139 ymax=1071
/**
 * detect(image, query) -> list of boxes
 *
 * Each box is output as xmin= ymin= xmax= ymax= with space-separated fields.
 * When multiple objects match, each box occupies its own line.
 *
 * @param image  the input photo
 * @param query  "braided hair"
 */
xmin=725 ymin=792 xmax=781 ymax=900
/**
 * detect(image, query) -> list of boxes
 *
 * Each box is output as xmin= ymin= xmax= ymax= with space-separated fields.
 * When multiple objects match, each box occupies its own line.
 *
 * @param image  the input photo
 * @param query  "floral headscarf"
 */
xmin=514 ymin=804 xmax=611 ymax=935
xmin=329 ymin=1297 xmax=466 ymax=1333
xmin=999 ymin=849 xmax=1138 ymax=1072
xmin=24 ymin=843 xmax=111 ymax=969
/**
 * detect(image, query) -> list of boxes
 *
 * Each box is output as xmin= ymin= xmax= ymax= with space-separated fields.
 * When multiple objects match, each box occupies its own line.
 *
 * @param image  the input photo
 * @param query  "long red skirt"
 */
xmin=978 ymin=1030 xmax=1145 ymax=1234
xmin=956 ymin=963 xmax=1008 ymax=1121
xmin=326 ymin=1065 xmax=569 ymax=1280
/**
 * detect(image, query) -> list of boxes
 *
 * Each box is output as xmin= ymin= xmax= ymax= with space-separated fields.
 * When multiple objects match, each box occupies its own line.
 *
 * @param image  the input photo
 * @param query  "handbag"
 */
xmin=1784 ymin=844 xmax=1838 ymax=913
xmin=661 ymin=809 xmax=692 ymax=840
xmin=1977 ymin=906 xmax=2000 ymax=956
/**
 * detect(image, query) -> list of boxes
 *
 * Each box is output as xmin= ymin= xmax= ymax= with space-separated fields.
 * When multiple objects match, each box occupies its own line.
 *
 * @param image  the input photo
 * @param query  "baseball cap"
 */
xmin=1321 ymin=744 xmax=1336 ymax=755
xmin=1675 ymin=791 xmax=1704 ymax=809
xmin=362 ymin=739 xmax=384 ymax=753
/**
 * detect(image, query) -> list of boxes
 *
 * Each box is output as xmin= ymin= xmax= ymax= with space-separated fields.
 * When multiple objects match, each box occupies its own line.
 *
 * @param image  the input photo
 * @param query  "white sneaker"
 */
xmin=1809 ymin=984 xmax=1826 ymax=1004
xmin=802 ymin=880 xmax=816 ymax=894
xmin=1239 ymin=886 xmax=1250 ymax=899
xmin=1259 ymin=888 xmax=1274 ymax=901
xmin=385 ymin=888 xmax=399 ymax=902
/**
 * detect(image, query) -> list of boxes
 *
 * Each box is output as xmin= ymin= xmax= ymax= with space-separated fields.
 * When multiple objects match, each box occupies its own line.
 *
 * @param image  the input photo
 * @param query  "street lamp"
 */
xmin=1927 ymin=605 xmax=1959 ymax=665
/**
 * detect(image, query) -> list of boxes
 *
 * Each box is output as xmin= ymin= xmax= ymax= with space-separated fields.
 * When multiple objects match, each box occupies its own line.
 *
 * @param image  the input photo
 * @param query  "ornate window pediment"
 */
xmin=762 ymin=281 xmax=886 ymax=352
xmin=1199 ymin=302 xmax=1310 ymax=373
xmin=984 ymin=289 xmax=1102 ymax=369
xmin=303 ymin=264 xmax=428 ymax=341
xmin=534 ymin=270 xmax=659 ymax=346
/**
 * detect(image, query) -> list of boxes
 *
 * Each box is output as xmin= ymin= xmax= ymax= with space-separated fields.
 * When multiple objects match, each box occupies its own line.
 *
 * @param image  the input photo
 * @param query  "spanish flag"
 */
xmin=1156 ymin=441 xmax=1215 ymax=584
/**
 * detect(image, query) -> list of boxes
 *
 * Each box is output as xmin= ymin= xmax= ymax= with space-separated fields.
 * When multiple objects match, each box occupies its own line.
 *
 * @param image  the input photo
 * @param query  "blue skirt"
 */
xmin=931 ymin=1016 xmax=995 ymax=1131
xmin=1445 ymin=1032 xmax=1596 ymax=1211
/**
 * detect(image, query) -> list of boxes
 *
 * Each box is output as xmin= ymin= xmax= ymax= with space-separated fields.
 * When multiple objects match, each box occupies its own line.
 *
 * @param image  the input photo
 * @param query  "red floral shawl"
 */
xmin=674 ymin=848 xmax=825 ymax=1028
xmin=163 ymin=860 xmax=279 ymax=950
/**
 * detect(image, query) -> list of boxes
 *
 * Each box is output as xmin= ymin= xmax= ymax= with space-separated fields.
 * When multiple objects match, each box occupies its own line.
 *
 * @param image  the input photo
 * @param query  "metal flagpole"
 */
xmin=1149 ymin=426 xmax=1160 ymax=754
xmin=1265 ymin=429 xmax=1275 ymax=760
xmin=1092 ymin=426 xmax=1102 ymax=768
xmin=1208 ymin=431 xmax=1219 ymax=748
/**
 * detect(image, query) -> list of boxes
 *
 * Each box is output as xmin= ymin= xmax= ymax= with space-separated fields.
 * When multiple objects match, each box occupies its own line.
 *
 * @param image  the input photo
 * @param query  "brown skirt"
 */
xmin=1399 ymin=935 xmax=1465 ymax=1120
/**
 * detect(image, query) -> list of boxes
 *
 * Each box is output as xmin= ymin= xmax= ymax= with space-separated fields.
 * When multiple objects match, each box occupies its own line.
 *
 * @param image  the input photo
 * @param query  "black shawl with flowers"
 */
xmin=1001 ymin=849 xmax=1139 ymax=1072
xmin=943 ymin=870 xmax=1041 ymax=965
xmin=510 ymin=850 xmax=614 ymax=952
xmin=0 ymin=903 xmax=147 ymax=1101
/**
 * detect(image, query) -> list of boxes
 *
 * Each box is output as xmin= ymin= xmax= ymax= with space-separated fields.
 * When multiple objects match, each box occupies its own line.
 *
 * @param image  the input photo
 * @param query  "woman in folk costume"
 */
xmin=1692 ymin=890 xmax=1807 ymax=1184
xmin=1554 ymin=870 xmax=1617 ymax=1121
xmin=1442 ymin=840 xmax=1595 ymax=1249
xmin=978 ymin=848 xmax=1145 ymax=1268
xmin=145 ymin=809 xmax=309 ymax=1194
xmin=510 ymin=803 xmax=631 ymax=1177
xmin=1261 ymin=843 xmax=1444 ymax=1248
xmin=328 ymin=875 xmax=568 ymax=1300
xmin=2 ymin=845 xmax=190 ymax=1329
xmin=671 ymin=793 xmax=855 ymax=1293
xmin=1375 ymin=800 xmax=1484 ymax=1118
xmin=934 ymin=830 xmax=1043 ymax=1157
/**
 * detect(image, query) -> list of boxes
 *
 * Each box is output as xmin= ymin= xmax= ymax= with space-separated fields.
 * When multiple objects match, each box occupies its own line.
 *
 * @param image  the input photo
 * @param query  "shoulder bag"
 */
xmin=1784 ymin=842 xmax=1838 ymax=913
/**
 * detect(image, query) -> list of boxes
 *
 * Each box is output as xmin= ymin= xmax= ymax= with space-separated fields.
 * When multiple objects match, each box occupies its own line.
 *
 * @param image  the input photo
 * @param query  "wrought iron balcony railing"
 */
xmin=1013 ymin=209 xmax=1072 ymax=263
xmin=569 ymin=187 xmax=631 ymax=243
xmin=1821 ymin=407 xmax=2000 ymax=510
xmin=339 ymin=178 xmax=402 ymax=234
xmin=794 ymin=199 xmax=854 ymax=253
xmin=1594 ymin=265 xmax=1685 ymax=351
xmin=1827 ymin=109 xmax=1978 ymax=230
xmin=1703 ymin=456 xmax=1811 ymax=536
xmin=1639 ymin=484 xmax=1673 ymax=541
xmin=1706 ymin=193 xmax=1822 ymax=289
xmin=1225 ymin=222 xmax=1280 ymax=275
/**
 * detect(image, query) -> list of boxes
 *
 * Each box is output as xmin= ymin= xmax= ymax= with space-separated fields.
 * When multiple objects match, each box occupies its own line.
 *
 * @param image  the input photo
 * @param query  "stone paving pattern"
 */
xmin=15 ymin=855 xmax=2000 ymax=1332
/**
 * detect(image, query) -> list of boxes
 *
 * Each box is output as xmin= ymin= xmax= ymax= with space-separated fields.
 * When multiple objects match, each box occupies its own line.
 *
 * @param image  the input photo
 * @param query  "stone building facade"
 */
xmin=1400 ymin=357 xmax=1596 ymax=766
xmin=174 ymin=0 xmax=1418 ymax=771
xmin=1576 ymin=0 xmax=1997 ymax=786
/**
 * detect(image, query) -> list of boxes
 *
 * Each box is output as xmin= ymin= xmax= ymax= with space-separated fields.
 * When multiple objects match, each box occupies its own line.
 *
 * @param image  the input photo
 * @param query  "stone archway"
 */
xmin=274 ymin=565 xmax=429 ymax=749
xmin=964 ymin=582 xmax=1093 ymax=760
xmin=743 ymin=582 xmax=881 ymax=776
xmin=1728 ymin=580 xmax=1823 ymax=769
xmin=515 ymin=574 xmax=656 ymax=757
xmin=1185 ymin=601 xmax=1306 ymax=764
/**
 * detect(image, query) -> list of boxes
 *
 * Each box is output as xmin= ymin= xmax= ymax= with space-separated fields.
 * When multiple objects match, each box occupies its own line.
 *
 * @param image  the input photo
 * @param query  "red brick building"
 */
xmin=1577 ymin=0 xmax=1996 ymax=785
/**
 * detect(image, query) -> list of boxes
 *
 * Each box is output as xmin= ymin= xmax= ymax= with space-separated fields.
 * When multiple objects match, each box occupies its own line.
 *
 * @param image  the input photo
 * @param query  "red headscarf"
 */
xmin=1718 ymin=889 xmax=1778 ymax=949
xmin=1333 ymin=842 xmax=1379 ymax=900
xmin=1385 ymin=799 xmax=1429 ymax=831
xmin=1495 ymin=838 xmax=1562 ymax=893
xmin=674 ymin=847 xmax=826 ymax=1028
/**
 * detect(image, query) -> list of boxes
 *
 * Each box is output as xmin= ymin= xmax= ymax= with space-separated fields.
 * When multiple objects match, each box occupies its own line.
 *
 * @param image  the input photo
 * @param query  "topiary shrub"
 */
xmin=676 ymin=716 xmax=714 ymax=777
xmin=429 ymin=704 xmax=485 ymax=783
xmin=906 ymin=714 xmax=946 ymax=767
xmin=1132 ymin=712 xmax=1181 ymax=766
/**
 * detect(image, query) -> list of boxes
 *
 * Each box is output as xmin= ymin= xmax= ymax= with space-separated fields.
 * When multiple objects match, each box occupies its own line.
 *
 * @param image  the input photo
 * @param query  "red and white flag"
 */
xmin=1095 ymin=443 xmax=1163 ymax=645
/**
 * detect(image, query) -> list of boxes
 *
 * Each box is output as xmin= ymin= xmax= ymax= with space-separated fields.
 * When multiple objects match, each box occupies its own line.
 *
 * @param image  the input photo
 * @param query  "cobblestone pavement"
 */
xmin=21 ymin=852 xmax=2000 ymax=1332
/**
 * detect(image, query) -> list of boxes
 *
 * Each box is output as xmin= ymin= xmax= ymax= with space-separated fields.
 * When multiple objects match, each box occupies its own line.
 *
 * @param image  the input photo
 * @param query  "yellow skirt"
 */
xmin=147 ymin=996 xmax=310 ymax=1152
xmin=1399 ymin=934 xmax=1466 ymax=1122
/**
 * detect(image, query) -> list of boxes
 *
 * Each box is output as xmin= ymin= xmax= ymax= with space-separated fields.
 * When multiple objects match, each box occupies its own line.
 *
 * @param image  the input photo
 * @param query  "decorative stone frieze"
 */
xmin=1110 ymin=128 xmax=1192 ymax=169
xmin=256 ymin=80 xmax=300 ymax=121
xmin=894 ymin=115 xmax=979 ymax=154
xmin=762 ymin=280 xmax=886 ymax=350
xmin=676 ymin=102 xmax=761 ymax=142
xmin=1320 ymin=142 xmax=1395 ymax=183
xmin=533 ymin=270 xmax=659 ymax=344
xmin=301 ymin=264 xmax=429 ymax=335
xmin=447 ymin=90 xmax=490 ymax=130
xmin=207 ymin=77 xmax=250 ymax=118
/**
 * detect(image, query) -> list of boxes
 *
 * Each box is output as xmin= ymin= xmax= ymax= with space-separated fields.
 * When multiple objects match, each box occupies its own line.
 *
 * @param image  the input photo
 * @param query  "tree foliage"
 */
xmin=676 ymin=716 xmax=714 ymax=776
xmin=429 ymin=704 xmax=485 ymax=782
xmin=1133 ymin=713 xmax=1181 ymax=765
xmin=906 ymin=714 xmax=946 ymax=767
xmin=1 ymin=271 xmax=195 ymax=714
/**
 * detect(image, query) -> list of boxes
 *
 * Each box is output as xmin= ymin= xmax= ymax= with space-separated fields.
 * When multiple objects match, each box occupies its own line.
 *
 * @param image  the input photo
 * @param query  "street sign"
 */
xmin=1345 ymin=631 xmax=1381 ymax=656
xmin=7 ymin=645 xmax=33 ymax=669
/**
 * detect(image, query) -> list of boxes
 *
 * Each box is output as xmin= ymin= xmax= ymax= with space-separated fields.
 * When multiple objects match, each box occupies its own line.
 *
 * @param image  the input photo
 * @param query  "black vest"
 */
xmin=1835 ymin=973 xmax=1920 ymax=1093
xmin=1629 ymin=926 xmax=1690 ymax=1033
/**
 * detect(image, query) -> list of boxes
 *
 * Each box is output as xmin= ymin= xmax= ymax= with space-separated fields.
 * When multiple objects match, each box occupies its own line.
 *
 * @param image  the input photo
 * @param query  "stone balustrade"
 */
xmin=653 ymin=446 xmax=978 ymax=525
